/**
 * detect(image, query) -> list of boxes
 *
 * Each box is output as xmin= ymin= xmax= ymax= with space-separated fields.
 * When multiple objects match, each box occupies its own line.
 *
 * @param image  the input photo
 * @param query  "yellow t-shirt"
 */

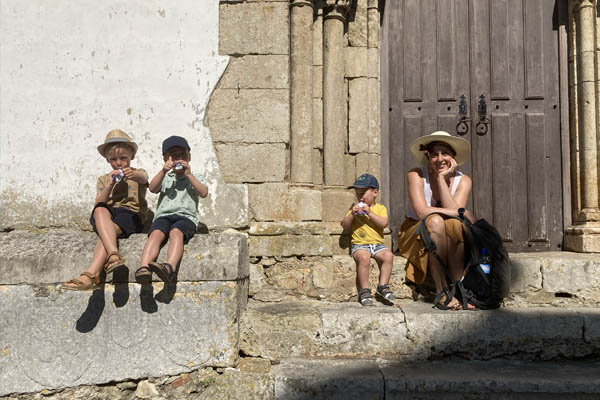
xmin=96 ymin=168 xmax=149 ymax=221
xmin=346 ymin=203 xmax=387 ymax=245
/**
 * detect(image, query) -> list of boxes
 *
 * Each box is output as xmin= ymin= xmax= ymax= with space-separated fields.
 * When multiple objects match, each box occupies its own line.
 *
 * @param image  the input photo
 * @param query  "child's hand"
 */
xmin=163 ymin=159 xmax=174 ymax=173
xmin=352 ymin=202 xmax=367 ymax=215
xmin=181 ymin=161 xmax=192 ymax=176
xmin=109 ymin=169 xmax=124 ymax=184
xmin=122 ymin=167 xmax=134 ymax=180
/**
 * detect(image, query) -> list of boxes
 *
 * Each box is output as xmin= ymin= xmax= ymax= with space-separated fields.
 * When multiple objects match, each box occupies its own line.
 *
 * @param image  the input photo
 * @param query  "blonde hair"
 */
xmin=104 ymin=143 xmax=135 ymax=158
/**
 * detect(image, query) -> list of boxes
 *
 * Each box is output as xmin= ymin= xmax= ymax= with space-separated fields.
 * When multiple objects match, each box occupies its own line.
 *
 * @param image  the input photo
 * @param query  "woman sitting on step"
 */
xmin=397 ymin=131 xmax=477 ymax=310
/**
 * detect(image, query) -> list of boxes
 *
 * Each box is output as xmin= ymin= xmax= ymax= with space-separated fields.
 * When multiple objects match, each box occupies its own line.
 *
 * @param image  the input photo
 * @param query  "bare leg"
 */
xmin=141 ymin=230 xmax=166 ymax=267
xmin=426 ymin=215 xmax=449 ymax=293
xmin=447 ymin=239 xmax=465 ymax=282
xmin=166 ymin=229 xmax=185 ymax=269
xmin=93 ymin=207 xmax=121 ymax=263
xmin=374 ymin=249 xmax=394 ymax=286
xmin=353 ymin=250 xmax=371 ymax=290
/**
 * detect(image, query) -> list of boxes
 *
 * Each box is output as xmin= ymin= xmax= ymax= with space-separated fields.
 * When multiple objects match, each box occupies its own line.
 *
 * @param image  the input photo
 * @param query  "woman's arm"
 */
xmin=407 ymin=169 xmax=472 ymax=220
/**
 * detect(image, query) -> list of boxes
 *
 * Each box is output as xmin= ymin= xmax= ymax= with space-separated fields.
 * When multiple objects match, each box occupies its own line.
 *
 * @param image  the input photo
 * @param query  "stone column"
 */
xmin=290 ymin=0 xmax=314 ymax=183
xmin=574 ymin=0 xmax=600 ymax=220
xmin=323 ymin=0 xmax=350 ymax=186
xmin=565 ymin=0 xmax=600 ymax=252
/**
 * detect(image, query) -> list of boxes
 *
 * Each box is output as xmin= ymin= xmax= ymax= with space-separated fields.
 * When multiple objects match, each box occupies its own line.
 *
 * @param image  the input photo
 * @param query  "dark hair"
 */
xmin=419 ymin=141 xmax=456 ymax=156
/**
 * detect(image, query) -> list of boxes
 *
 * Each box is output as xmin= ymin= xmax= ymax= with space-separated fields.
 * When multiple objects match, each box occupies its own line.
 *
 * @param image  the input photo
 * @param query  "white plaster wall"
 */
xmin=0 ymin=0 xmax=248 ymax=230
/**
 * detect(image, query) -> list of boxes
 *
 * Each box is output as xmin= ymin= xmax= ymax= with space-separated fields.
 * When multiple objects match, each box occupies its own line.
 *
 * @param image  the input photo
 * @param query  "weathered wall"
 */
xmin=0 ymin=0 xmax=247 ymax=231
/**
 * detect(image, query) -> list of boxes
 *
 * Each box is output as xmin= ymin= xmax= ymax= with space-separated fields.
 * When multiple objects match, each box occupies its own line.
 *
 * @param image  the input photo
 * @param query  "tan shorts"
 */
xmin=397 ymin=215 xmax=464 ymax=289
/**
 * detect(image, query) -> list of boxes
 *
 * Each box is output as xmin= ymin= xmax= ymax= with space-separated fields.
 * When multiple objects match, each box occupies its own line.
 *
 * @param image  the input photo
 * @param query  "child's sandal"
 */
xmin=376 ymin=284 xmax=397 ymax=301
xmin=358 ymin=288 xmax=374 ymax=306
xmin=148 ymin=262 xmax=175 ymax=283
xmin=104 ymin=251 xmax=126 ymax=274
xmin=61 ymin=272 xmax=100 ymax=291
xmin=135 ymin=266 xmax=152 ymax=284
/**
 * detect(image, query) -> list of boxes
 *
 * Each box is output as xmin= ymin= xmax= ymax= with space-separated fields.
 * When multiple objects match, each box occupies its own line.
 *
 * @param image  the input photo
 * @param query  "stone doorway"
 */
xmin=381 ymin=0 xmax=565 ymax=252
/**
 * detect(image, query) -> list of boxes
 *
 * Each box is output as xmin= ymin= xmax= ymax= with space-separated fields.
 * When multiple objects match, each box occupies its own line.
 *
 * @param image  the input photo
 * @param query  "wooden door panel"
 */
xmin=386 ymin=0 xmax=563 ymax=251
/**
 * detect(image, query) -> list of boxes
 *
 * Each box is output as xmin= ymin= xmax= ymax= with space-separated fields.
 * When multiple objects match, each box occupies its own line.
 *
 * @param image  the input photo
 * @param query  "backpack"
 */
xmin=416 ymin=214 xmax=511 ymax=310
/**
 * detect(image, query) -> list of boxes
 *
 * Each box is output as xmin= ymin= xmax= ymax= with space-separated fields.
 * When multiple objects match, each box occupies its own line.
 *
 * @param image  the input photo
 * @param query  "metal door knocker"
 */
xmin=475 ymin=95 xmax=491 ymax=136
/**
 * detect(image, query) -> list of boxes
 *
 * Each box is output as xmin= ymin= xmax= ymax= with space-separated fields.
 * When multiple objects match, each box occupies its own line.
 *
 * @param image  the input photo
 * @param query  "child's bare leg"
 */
xmin=166 ymin=229 xmax=184 ymax=269
xmin=93 ymin=207 xmax=121 ymax=260
xmin=374 ymin=249 xmax=394 ymax=286
xmin=353 ymin=250 xmax=371 ymax=290
xmin=141 ymin=230 xmax=166 ymax=266
xmin=62 ymin=239 xmax=106 ymax=288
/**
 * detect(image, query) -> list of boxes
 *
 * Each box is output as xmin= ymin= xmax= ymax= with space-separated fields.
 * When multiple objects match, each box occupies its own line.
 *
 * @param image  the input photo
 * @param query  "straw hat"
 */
xmin=97 ymin=129 xmax=138 ymax=157
xmin=409 ymin=131 xmax=470 ymax=166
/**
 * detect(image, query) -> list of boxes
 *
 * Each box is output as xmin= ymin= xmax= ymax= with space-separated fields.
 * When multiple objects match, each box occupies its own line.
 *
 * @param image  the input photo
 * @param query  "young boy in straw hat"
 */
xmin=397 ymin=130 xmax=477 ymax=310
xmin=62 ymin=129 xmax=149 ymax=290
xmin=341 ymin=173 xmax=396 ymax=306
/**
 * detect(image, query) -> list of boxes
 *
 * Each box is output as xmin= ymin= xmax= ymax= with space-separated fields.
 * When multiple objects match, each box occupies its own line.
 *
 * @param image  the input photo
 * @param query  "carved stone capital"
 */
xmin=324 ymin=0 xmax=352 ymax=19
xmin=290 ymin=0 xmax=315 ymax=9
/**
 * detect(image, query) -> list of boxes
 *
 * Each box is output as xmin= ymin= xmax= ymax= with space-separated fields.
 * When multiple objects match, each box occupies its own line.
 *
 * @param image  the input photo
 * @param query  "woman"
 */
xmin=397 ymin=131 xmax=477 ymax=310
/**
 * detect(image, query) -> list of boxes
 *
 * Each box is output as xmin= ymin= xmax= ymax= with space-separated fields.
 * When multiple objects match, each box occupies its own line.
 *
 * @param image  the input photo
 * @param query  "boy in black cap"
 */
xmin=341 ymin=174 xmax=395 ymax=305
xmin=136 ymin=135 xmax=208 ymax=283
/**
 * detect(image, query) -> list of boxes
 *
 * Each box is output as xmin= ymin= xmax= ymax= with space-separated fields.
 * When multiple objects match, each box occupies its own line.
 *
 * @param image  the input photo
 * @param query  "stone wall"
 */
xmin=209 ymin=0 xmax=387 ymax=297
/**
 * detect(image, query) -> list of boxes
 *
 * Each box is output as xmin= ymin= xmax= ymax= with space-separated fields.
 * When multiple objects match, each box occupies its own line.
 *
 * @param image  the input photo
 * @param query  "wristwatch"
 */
xmin=458 ymin=208 xmax=465 ymax=219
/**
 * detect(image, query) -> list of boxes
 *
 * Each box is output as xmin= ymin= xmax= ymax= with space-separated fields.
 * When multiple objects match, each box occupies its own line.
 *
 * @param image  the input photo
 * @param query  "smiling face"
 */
xmin=354 ymin=187 xmax=379 ymax=206
xmin=426 ymin=142 xmax=456 ymax=173
xmin=105 ymin=144 xmax=134 ymax=170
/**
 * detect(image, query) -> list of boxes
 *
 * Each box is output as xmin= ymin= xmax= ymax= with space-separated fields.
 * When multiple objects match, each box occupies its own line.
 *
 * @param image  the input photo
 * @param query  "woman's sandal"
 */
xmin=61 ymin=272 xmax=100 ymax=291
xmin=104 ymin=251 xmax=126 ymax=274
xmin=135 ymin=266 xmax=152 ymax=284
xmin=148 ymin=262 xmax=176 ymax=283
xmin=358 ymin=288 xmax=374 ymax=306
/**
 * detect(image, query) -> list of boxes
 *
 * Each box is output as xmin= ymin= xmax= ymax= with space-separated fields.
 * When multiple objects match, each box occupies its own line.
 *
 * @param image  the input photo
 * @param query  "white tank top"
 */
xmin=405 ymin=165 xmax=462 ymax=220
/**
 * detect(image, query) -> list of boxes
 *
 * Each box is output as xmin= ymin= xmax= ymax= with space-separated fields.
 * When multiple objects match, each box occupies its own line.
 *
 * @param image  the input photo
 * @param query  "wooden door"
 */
xmin=385 ymin=0 xmax=563 ymax=252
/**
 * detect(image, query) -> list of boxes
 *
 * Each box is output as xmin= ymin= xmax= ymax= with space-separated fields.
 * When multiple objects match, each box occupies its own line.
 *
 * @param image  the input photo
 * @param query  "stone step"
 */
xmin=241 ymin=299 xmax=600 ymax=362
xmin=0 ymin=230 xmax=249 ymax=397
xmin=273 ymin=358 xmax=600 ymax=399
xmin=249 ymin=252 xmax=600 ymax=307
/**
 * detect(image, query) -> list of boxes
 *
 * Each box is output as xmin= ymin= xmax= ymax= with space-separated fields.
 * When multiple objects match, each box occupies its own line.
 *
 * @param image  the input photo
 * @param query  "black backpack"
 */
xmin=416 ymin=214 xmax=511 ymax=310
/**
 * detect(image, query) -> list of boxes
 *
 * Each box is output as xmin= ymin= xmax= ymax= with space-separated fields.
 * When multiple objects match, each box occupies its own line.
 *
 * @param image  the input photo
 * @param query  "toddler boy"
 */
xmin=341 ymin=174 xmax=395 ymax=305
xmin=137 ymin=136 xmax=208 ymax=283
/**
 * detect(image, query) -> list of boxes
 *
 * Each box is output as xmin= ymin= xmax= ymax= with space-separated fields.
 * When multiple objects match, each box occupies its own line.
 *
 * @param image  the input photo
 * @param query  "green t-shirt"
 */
xmin=154 ymin=171 xmax=206 ymax=226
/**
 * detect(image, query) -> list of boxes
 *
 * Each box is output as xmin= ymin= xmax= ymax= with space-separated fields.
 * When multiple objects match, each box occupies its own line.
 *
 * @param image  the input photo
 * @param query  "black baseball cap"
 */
xmin=162 ymin=135 xmax=190 ymax=155
xmin=351 ymin=174 xmax=379 ymax=189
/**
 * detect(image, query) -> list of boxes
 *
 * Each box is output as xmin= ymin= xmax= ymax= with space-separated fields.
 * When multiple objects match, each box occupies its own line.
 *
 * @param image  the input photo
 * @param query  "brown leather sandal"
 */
xmin=62 ymin=272 xmax=100 ymax=291
xmin=104 ymin=251 xmax=126 ymax=274
xmin=135 ymin=266 xmax=152 ymax=284
xmin=148 ymin=262 xmax=175 ymax=283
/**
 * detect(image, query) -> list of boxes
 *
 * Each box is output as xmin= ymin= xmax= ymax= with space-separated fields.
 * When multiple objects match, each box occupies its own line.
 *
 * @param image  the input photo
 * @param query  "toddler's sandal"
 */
xmin=148 ymin=262 xmax=175 ymax=283
xmin=135 ymin=266 xmax=152 ymax=284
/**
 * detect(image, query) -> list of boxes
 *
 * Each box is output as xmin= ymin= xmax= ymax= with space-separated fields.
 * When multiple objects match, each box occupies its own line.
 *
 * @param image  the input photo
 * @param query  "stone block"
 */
xmin=249 ymin=263 xmax=265 ymax=296
xmin=344 ymin=47 xmax=368 ymax=78
xmin=249 ymin=222 xmax=327 ymax=235
xmin=220 ymin=55 xmax=289 ymax=89
xmin=274 ymin=359 xmax=383 ymax=400
xmin=208 ymin=89 xmax=289 ymax=143
xmin=344 ymin=154 xmax=357 ymax=186
xmin=348 ymin=0 xmax=368 ymax=47
xmin=355 ymin=152 xmax=380 ymax=178
xmin=332 ymin=234 xmax=352 ymax=255
xmin=0 ymin=231 xmax=249 ymax=285
xmin=367 ymin=7 xmax=380 ymax=49
xmin=367 ymin=48 xmax=379 ymax=79
xmin=367 ymin=78 xmax=380 ymax=152
xmin=509 ymin=254 xmax=543 ymax=292
xmin=249 ymin=235 xmax=332 ymax=257
xmin=219 ymin=3 xmax=289 ymax=55
xmin=0 ymin=282 xmax=244 ymax=395
xmin=322 ymin=188 xmax=355 ymax=222
xmin=542 ymin=257 xmax=600 ymax=294
xmin=202 ymin=180 xmax=249 ymax=230
xmin=402 ymin=302 xmax=588 ymax=360
xmin=348 ymin=78 xmax=370 ymax=153
xmin=248 ymin=183 xmax=322 ymax=221
xmin=215 ymin=143 xmax=287 ymax=183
